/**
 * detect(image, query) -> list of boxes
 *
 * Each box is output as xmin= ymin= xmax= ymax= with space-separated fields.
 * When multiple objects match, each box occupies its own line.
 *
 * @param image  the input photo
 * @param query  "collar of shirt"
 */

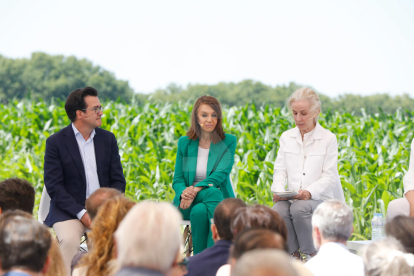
xmin=72 ymin=123 xmax=96 ymax=142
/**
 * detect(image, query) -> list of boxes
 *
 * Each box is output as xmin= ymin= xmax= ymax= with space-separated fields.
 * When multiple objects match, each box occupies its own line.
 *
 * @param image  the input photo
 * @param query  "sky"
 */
xmin=0 ymin=0 xmax=413 ymax=97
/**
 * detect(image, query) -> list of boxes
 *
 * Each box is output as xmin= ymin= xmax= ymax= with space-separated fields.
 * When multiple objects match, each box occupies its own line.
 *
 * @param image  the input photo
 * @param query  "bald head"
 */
xmin=85 ymin=188 xmax=123 ymax=220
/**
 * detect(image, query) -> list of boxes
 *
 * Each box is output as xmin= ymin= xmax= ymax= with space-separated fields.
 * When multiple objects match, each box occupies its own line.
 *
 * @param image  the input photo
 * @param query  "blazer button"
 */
xmin=303 ymin=173 xmax=305 ymax=175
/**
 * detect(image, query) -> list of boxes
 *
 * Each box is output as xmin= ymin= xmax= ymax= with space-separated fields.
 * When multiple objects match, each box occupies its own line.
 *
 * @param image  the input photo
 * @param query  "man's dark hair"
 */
xmin=385 ymin=215 xmax=414 ymax=254
xmin=231 ymin=205 xmax=288 ymax=243
xmin=65 ymin=87 xmax=98 ymax=122
xmin=0 ymin=178 xmax=35 ymax=214
xmin=85 ymin=188 xmax=123 ymax=220
xmin=214 ymin=198 xmax=247 ymax=240
xmin=0 ymin=217 xmax=51 ymax=272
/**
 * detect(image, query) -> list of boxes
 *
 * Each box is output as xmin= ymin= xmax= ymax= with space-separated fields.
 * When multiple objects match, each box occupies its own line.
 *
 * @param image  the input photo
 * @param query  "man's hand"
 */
xmin=80 ymin=212 xmax=92 ymax=229
xmin=292 ymin=190 xmax=311 ymax=200
xmin=180 ymin=199 xmax=194 ymax=210
xmin=273 ymin=194 xmax=289 ymax=203
xmin=181 ymin=187 xmax=197 ymax=200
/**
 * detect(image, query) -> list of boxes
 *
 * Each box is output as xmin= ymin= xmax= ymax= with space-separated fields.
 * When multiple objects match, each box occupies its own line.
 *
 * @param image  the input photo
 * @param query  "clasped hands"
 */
xmin=273 ymin=189 xmax=311 ymax=203
xmin=180 ymin=186 xmax=202 ymax=209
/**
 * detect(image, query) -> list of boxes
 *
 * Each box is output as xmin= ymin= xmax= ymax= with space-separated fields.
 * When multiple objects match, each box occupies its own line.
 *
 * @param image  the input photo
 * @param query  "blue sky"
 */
xmin=1 ymin=0 xmax=413 ymax=97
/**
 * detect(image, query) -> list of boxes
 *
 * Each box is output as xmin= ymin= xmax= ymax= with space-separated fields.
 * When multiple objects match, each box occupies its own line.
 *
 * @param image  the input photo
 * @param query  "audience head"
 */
xmin=0 ymin=216 xmax=51 ymax=274
xmin=311 ymin=199 xmax=353 ymax=250
xmin=361 ymin=237 xmax=414 ymax=276
xmin=115 ymin=200 xmax=182 ymax=274
xmin=386 ymin=215 xmax=414 ymax=254
xmin=230 ymin=229 xmax=285 ymax=260
xmin=85 ymin=188 xmax=123 ymax=220
xmin=45 ymin=239 xmax=67 ymax=276
xmin=0 ymin=178 xmax=35 ymax=214
xmin=231 ymin=249 xmax=299 ymax=276
xmin=231 ymin=205 xmax=288 ymax=243
xmin=78 ymin=196 xmax=135 ymax=275
xmin=213 ymin=198 xmax=247 ymax=241
xmin=0 ymin=209 xmax=33 ymax=228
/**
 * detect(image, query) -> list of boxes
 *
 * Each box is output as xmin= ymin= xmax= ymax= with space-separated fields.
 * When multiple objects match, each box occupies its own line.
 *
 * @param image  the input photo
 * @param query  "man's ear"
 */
xmin=211 ymin=224 xmax=219 ymax=240
xmin=41 ymin=255 xmax=51 ymax=274
xmin=0 ymin=206 xmax=2 ymax=215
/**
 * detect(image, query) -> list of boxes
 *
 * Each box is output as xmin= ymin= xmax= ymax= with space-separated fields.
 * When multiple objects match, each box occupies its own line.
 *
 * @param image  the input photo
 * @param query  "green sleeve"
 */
xmin=172 ymin=138 xmax=187 ymax=206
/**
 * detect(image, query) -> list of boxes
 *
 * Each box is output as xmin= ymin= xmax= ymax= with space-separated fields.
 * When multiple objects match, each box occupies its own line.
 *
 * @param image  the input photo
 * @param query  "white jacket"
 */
xmin=403 ymin=138 xmax=414 ymax=195
xmin=271 ymin=123 xmax=339 ymax=201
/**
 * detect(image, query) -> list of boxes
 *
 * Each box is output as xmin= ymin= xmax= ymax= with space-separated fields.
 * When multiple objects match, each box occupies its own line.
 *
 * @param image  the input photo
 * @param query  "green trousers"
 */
xmin=179 ymin=187 xmax=223 ymax=254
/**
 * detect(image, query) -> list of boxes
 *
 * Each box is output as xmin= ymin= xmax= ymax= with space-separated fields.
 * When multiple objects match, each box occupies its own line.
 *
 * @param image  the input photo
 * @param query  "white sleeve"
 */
xmin=271 ymin=136 xmax=288 ymax=192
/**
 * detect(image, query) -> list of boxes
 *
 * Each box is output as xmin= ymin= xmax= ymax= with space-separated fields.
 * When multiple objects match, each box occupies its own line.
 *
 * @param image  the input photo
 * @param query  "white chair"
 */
xmin=38 ymin=185 xmax=51 ymax=224
xmin=333 ymin=176 xmax=346 ymax=202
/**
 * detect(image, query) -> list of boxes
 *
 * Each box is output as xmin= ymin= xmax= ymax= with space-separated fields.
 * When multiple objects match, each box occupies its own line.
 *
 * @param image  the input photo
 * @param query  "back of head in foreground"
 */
xmin=85 ymin=187 xmax=123 ymax=221
xmin=361 ymin=237 xmax=414 ymax=276
xmin=311 ymin=199 xmax=353 ymax=247
xmin=231 ymin=249 xmax=299 ymax=276
xmin=0 ymin=216 xmax=52 ymax=274
xmin=213 ymin=198 xmax=247 ymax=241
xmin=385 ymin=215 xmax=414 ymax=254
xmin=0 ymin=178 xmax=35 ymax=215
xmin=115 ymin=200 xmax=182 ymax=274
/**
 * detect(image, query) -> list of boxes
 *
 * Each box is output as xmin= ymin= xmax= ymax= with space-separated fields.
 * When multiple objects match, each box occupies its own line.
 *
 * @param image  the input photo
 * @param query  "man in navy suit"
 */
xmin=185 ymin=198 xmax=246 ymax=276
xmin=43 ymin=87 xmax=126 ymax=274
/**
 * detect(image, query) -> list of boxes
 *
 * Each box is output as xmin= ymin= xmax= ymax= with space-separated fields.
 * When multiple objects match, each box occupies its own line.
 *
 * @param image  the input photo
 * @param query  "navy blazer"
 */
xmin=43 ymin=124 xmax=126 ymax=227
xmin=185 ymin=239 xmax=232 ymax=276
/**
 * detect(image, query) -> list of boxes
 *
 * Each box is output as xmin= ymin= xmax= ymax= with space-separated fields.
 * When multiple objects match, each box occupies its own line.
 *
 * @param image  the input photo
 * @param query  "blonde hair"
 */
xmin=77 ymin=196 xmax=135 ymax=276
xmin=361 ymin=237 xmax=414 ymax=276
xmin=287 ymin=87 xmax=321 ymax=122
xmin=45 ymin=238 xmax=67 ymax=276
xmin=115 ymin=201 xmax=182 ymax=273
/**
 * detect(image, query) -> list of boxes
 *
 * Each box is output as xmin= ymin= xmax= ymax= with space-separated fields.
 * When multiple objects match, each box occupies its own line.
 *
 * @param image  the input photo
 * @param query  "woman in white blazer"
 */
xmin=387 ymin=139 xmax=414 ymax=219
xmin=271 ymin=87 xmax=340 ymax=261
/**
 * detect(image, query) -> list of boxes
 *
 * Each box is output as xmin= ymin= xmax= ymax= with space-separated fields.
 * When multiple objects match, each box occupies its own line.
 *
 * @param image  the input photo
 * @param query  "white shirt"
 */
xmin=192 ymin=147 xmax=209 ymax=186
xmin=403 ymin=138 xmax=414 ymax=195
xmin=271 ymin=122 xmax=339 ymax=201
xmin=72 ymin=124 xmax=101 ymax=220
xmin=305 ymin=242 xmax=364 ymax=276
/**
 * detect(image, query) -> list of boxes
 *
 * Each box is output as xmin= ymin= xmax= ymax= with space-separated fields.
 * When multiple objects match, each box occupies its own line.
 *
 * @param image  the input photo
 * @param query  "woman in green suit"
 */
xmin=172 ymin=95 xmax=237 ymax=254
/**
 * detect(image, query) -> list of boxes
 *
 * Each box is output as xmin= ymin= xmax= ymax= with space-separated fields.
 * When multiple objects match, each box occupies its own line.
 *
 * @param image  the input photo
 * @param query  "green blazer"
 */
xmin=172 ymin=134 xmax=237 ymax=207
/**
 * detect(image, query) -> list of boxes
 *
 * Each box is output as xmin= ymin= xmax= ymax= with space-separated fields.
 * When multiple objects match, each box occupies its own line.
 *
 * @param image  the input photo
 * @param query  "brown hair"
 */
xmin=385 ymin=215 xmax=414 ymax=254
xmin=85 ymin=188 xmax=123 ymax=221
xmin=231 ymin=205 xmax=288 ymax=244
xmin=45 ymin=238 xmax=67 ymax=276
xmin=0 ymin=178 xmax=35 ymax=214
xmin=77 ymin=196 xmax=135 ymax=276
xmin=214 ymin=198 xmax=247 ymax=240
xmin=186 ymin=95 xmax=225 ymax=143
xmin=230 ymin=229 xmax=286 ymax=259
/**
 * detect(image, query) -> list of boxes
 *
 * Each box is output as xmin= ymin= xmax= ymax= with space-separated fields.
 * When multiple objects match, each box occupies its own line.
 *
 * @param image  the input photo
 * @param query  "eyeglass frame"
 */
xmin=81 ymin=106 xmax=103 ymax=114
xmin=178 ymin=257 xmax=189 ymax=271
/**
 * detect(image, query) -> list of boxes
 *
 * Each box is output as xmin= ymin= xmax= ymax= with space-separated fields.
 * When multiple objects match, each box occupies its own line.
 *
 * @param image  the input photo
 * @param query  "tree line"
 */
xmin=1 ymin=52 xmax=412 ymax=115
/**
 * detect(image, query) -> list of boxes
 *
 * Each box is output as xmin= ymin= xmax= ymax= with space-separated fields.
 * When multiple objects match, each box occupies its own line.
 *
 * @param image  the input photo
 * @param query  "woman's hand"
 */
xmin=292 ymin=189 xmax=311 ymax=200
xmin=181 ymin=187 xmax=197 ymax=200
xmin=273 ymin=194 xmax=288 ymax=203
xmin=180 ymin=199 xmax=193 ymax=210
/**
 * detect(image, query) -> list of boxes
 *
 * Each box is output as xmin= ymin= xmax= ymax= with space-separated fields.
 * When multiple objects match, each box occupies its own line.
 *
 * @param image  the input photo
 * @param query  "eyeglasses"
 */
xmin=178 ymin=257 xmax=189 ymax=272
xmin=81 ymin=106 xmax=103 ymax=114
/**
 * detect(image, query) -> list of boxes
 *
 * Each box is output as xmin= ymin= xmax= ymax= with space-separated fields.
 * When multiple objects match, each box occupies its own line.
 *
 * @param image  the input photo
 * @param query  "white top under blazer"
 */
xmin=271 ymin=122 xmax=340 ymax=201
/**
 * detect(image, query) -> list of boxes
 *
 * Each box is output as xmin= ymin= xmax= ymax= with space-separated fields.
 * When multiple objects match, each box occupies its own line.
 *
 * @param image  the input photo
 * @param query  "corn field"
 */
xmin=0 ymin=99 xmax=412 ymax=240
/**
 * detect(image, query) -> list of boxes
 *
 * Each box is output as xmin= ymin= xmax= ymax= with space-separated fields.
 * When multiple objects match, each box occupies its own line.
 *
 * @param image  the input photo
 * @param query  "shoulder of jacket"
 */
xmin=178 ymin=136 xmax=191 ymax=146
xmin=224 ymin=133 xmax=237 ymax=143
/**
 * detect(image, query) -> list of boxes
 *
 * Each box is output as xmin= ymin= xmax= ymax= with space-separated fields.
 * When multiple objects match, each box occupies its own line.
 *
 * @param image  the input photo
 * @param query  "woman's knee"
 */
xmin=290 ymin=201 xmax=312 ymax=218
xmin=190 ymin=204 xmax=208 ymax=220
xmin=387 ymin=198 xmax=410 ymax=220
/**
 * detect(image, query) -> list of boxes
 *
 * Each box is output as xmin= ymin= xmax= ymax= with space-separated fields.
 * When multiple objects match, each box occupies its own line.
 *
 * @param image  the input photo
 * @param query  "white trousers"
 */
xmin=53 ymin=219 xmax=88 ymax=276
xmin=387 ymin=198 xmax=410 ymax=220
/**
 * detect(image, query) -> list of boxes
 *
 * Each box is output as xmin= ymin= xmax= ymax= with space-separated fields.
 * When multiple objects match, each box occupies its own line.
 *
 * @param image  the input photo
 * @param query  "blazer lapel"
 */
xmin=207 ymin=140 xmax=224 ymax=176
xmin=63 ymin=125 xmax=86 ymax=186
xmin=93 ymin=130 xmax=105 ymax=185
xmin=187 ymin=139 xmax=199 ymax=186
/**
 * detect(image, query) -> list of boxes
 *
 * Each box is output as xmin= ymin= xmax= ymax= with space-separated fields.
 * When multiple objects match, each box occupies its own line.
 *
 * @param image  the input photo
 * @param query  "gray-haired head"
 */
xmin=361 ymin=237 xmax=414 ymax=276
xmin=312 ymin=199 xmax=353 ymax=242
xmin=231 ymin=249 xmax=299 ymax=276
xmin=0 ymin=216 xmax=51 ymax=273
xmin=287 ymin=87 xmax=321 ymax=123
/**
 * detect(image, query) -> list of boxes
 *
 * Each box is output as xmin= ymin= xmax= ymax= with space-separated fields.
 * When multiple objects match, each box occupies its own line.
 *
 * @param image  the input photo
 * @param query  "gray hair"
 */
xmin=231 ymin=249 xmax=299 ymax=276
xmin=312 ymin=199 xmax=353 ymax=241
xmin=287 ymin=87 xmax=321 ymax=122
xmin=0 ymin=216 xmax=51 ymax=272
xmin=114 ymin=200 xmax=182 ymax=273
xmin=361 ymin=237 xmax=414 ymax=276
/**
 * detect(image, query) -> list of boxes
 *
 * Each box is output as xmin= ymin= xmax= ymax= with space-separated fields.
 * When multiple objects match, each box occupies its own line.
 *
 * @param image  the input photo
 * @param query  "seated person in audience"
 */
xmin=387 ymin=139 xmax=414 ymax=219
xmin=0 ymin=178 xmax=35 ymax=215
xmin=0 ymin=217 xmax=52 ymax=276
xmin=0 ymin=210 xmax=67 ymax=276
xmin=231 ymin=249 xmax=299 ymax=276
xmin=73 ymin=196 xmax=135 ymax=276
xmin=114 ymin=201 xmax=185 ymax=276
xmin=361 ymin=237 xmax=414 ymax=276
xmin=386 ymin=215 xmax=414 ymax=254
xmin=186 ymin=198 xmax=246 ymax=276
xmin=305 ymin=199 xmax=364 ymax=276
xmin=71 ymin=187 xmax=123 ymax=272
